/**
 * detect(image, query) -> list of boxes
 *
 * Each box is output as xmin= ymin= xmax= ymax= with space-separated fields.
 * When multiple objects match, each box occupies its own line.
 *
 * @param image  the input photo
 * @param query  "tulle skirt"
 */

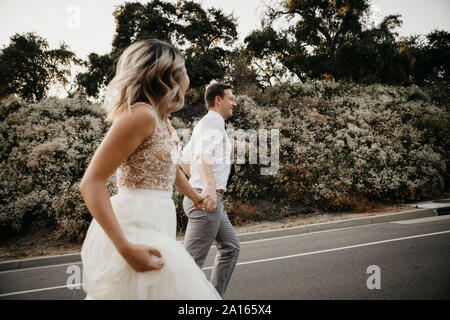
xmin=81 ymin=188 xmax=221 ymax=300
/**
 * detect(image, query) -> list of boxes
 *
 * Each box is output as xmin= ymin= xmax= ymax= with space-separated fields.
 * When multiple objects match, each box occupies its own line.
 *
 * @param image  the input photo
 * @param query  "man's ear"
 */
xmin=215 ymin=95 xmax=221 ymax=106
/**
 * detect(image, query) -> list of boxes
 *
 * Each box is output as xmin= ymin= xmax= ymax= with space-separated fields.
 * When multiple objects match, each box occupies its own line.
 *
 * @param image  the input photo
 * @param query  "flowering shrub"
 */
xmin=1 ymin=80 xmax=448 ymax=241
xmin=0 ymin=96 xmax=112 ymax=241
xmin=227 ymin=81 xmax=449 ymax=213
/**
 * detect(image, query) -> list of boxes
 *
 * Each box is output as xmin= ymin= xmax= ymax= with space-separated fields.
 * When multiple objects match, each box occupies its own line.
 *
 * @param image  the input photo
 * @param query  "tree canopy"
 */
xmin=407 ymin=30 xmax=450 ymax=84
xmin=243 ymin=0 xmax=434 ymax=85
xmin=0 ymin=32 xmax=77 ymax=102
xmin=76 ymin=0 xmax=238 ymax=97
xmin=1 ymin=0 xmax=449 ymax=103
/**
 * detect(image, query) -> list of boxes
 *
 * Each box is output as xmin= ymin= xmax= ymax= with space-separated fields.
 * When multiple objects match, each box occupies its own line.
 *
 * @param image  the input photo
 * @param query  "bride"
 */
xmin=79 ymin=39 xmax=221 ymax=300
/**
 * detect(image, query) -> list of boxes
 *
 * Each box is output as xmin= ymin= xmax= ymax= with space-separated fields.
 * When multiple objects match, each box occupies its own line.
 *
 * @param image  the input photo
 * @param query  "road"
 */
xmin=1 ymin=215 xmax=449 ymax=300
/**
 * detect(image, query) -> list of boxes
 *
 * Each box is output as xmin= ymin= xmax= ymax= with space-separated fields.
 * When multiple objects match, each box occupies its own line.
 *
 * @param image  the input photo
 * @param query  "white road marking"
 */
xmin=2 ymin=216 xmax=447 ymax=274
xmin=0 ymin=223 xmax=376 ymax=274
xmin=0 ymin=284 xmax=82 ymax=297
xmin=1 ymin=230 xmax=449 ymax=297
xmin=0 ymin=262 xmax=81 ymax=275
xmin=203 ymin=230 xmax=450 ymax=269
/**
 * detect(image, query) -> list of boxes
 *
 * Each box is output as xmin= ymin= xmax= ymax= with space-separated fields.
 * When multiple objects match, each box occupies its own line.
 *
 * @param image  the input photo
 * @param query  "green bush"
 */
xmin=1 ymin=80 xmax=448 ymax=242
xmin=0 ymin=96 xmax=111 ymax=242
xmin=226 ymin=81 xmax=449 ymax=212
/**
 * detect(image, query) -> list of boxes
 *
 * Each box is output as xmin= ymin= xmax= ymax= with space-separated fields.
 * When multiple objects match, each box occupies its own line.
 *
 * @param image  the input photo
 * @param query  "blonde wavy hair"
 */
xmin=103 ymin=39 xmax=186 ymax=122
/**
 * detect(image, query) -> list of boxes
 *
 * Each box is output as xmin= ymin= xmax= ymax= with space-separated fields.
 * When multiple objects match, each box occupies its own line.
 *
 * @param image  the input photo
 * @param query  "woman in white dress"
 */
xmin=79 ymin=39 xmax=221 ymax=300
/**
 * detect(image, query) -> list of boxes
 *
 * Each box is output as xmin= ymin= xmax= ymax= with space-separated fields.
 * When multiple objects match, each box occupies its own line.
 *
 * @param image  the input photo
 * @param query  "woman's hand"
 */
xmin=175 ymin=167 xmax=208 ymax=210
xmin=119 ymin=242 xmax=164 ymax=273
xmin=198 ymin=185 xmax=217 ymax=211
xmin=192 ymin=192 xmax=206 ymax=210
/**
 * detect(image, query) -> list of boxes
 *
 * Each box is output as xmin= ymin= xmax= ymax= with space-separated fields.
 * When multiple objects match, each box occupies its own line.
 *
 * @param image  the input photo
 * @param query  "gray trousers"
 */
xmin=183 ymin=189 xmax=240 ymax=297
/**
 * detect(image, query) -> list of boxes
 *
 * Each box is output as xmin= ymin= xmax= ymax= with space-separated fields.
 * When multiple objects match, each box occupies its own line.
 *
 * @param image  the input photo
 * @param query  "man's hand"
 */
xmin=200 ymin=185 xmax=217 ymax=211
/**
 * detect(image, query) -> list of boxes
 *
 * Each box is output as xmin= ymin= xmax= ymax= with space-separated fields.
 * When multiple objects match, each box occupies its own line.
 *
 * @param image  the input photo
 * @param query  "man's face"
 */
xmin=217 ymin=89 xmax=236 ymax=119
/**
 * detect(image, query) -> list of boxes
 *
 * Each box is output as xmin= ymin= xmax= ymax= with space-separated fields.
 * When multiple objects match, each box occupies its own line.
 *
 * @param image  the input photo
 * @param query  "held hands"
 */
xmin=119 ymin=242 xmax=164 ymax=273
xmin=192 ymin=192 xmax=206 ymax=210
xmin=198 ymin=186 xmax=217 ymax=212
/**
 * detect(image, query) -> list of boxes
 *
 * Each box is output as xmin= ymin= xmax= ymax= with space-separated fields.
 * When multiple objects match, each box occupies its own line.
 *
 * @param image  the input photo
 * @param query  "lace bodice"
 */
xmin=116 ymin=104 xmax=180 ymax=192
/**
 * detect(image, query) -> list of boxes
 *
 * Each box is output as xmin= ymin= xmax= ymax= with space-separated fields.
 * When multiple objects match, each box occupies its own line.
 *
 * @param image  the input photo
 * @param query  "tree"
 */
xmin=0 ymin=32 xmax=77 ymax=102
xmin=244 ymin=27 xmax=294 ymax=85
xmin=335 ymin=14 xmax=412 ymax=84
xmin=245 ymin=0 xmax=413 ymax=85
xmin=76 ymin=0 xmax=238 ymax=97
xmin=76 ymin=0 xmax=179 ymax=98
xmin=75 ymin=53 xmax=114 ymax=98
xmin=111 ymin=0 xmax=179 ymax=56
xmin=246 ymin=0 xmax=371 ymax=82
xmin=178 ymin=1 xmax=237 ymax=88
xmin=224 ymin=47 xmax=260 ymax=94
xmin=408 ymin=30 xmax=450 ymax=84
xmin=426 ymin=30 xmax=450 ymax=82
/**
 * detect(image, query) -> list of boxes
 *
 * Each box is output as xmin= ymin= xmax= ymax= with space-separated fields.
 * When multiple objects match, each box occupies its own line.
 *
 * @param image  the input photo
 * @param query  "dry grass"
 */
xmin=0 ymin=227 xmax=82 ymax=262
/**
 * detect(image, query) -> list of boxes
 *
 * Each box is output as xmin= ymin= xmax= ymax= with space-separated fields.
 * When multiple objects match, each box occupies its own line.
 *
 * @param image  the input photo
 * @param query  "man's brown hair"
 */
xmin=204 ymin=83 xmax=232 ymax=110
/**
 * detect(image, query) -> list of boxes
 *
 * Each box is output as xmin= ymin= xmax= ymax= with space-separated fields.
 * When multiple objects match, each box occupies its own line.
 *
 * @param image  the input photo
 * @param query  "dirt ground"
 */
xmin=0 ymin=203 xmax=415 ymax=262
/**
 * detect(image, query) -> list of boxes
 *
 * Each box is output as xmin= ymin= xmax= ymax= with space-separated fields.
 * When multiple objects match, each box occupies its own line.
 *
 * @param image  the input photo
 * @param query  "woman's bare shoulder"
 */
xmin=113 ymin=103 xmax=157 ymax=138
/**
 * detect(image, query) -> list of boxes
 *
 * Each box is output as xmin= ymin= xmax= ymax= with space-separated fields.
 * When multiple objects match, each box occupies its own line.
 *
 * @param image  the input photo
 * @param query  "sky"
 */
xmin=1 ymin=0 xmax=449 ymax=60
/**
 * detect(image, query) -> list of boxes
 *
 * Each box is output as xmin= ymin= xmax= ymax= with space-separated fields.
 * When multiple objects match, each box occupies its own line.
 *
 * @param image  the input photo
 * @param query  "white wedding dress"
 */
xmin=81 ymin=104 xmax=221 ymax=300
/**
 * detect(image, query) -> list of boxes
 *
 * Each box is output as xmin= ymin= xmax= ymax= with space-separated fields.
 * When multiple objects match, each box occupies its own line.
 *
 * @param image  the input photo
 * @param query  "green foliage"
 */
xmin=111 ymin=1 xmax=178 ymax=53
xmin=245 ymin=0 xmax=372 ymax=83
xmin=334 ymin=15 xmax=413 ymax=84
xmin=1 ymin=82 xmax=448 ymax=240
xmin=0 ymin=96 xmax=111 ymax=241
xmin=224 ymin=48 xmax=261 ymax=95
xmin=76 ymin=0 xmax=238 ymax=96
xmin=3 ymin=1 xmax=448 ymax=101
xmin=408 ymin=30 xmax=450 ymax=85
xmin=0 ymin=32 xmax=78 ymax=102
xmin=226 ymin=81 xmax=449 ymax=212
xmin=75 ymin=53 xmax=114 ymax=98
xmin=243 ymin=0 xmax=438 ymax=86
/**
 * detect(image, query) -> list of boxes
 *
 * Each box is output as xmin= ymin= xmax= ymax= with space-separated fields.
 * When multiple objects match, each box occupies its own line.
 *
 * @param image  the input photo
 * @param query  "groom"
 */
xmin=180 ymin=83 xmax=240 ymax=298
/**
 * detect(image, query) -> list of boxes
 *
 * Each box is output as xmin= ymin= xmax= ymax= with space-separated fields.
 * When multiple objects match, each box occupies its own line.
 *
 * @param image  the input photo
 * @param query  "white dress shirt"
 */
xmin=182 ymin=110 xmax=232 ymax=191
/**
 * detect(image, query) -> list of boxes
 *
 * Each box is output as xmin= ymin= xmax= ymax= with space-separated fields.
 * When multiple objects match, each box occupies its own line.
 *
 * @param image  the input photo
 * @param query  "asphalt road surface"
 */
xmin=1 ymin=215 xmax=449 ymax=300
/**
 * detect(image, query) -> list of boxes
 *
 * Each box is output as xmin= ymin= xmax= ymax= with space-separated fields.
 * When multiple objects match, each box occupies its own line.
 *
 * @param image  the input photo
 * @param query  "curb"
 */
xmin=0 ymin=207 xmax=441 ymax=272
xmin=237 ymin=208 xmax=438 ymax=242
xmin=0 ymin=252 xmax=81 ymax=273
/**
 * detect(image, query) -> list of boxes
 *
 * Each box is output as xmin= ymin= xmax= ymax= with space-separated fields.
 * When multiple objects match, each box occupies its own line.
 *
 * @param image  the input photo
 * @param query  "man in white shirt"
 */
xmin=181 ymin=83 xmax=240 ymax=298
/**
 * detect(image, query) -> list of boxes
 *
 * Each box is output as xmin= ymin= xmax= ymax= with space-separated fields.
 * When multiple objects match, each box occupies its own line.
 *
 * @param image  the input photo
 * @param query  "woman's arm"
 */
xmin=180 ymin=162 xmax=191 ymax=177
xmin=79 ymin=104 xmax=163 ymax=272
